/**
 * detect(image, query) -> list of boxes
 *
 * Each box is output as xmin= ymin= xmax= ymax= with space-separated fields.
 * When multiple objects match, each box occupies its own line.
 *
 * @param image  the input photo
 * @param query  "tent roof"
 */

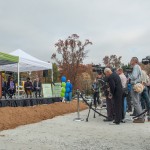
xmin=0 ymin=52 xmax=19 ymax=65
xmin=0 ymin=49 xmax=52 ymax=72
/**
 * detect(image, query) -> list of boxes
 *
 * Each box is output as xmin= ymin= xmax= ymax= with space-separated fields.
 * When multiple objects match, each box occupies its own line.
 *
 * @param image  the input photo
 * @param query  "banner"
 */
xmin=42 ymin=84 xmax=52 ymax=98
xmin=53 ymin=82 xmax=61 ymax=97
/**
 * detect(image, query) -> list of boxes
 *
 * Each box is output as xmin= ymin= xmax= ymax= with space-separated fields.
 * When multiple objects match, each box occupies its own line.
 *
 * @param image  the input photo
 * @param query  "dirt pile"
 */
xmin=0 ymin=100 xmax=87 ymax=131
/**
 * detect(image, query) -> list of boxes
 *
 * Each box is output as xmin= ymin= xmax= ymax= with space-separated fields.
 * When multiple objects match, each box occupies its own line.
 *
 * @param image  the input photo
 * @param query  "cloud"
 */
xmin=0 ymin=0 xmax=150 ymax=64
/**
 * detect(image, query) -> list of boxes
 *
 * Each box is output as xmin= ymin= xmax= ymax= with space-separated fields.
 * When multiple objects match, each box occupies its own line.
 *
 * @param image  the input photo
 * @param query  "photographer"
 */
xmin=129 ymin=57 xmax=145 ymax=123
xmin=117 ymin=68 xmax=127 ymax=120
xmin=140 ymin=66 xmax=150 ymax=121
xmin=126 ymin=79 xmax=132 ymax=112
xmin=92 ymin=79 xmax=100 ymax=107
xmin=97 ymin=73 xmax=114 ymax=122
xmin=142 ymin=56 xmax=150 ymax=96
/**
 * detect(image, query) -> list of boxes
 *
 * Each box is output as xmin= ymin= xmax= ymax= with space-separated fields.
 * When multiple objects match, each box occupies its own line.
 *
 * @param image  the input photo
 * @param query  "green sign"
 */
xmin=53 ymin=82 xmax=61 ymax=97
xmin=42 ymin=84 xmax=53 ymax=98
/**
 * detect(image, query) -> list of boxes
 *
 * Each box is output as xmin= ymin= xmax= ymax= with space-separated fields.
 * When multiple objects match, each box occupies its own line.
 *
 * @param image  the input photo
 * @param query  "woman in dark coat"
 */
xmin=24 ymin=77 xmax=33 ymax=98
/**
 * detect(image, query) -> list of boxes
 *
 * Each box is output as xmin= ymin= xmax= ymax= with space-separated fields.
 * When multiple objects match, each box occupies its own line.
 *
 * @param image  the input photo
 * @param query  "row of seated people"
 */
xmin=24 ymin=77 xmax=42 ymax=98
xmin=2 ymin=76 xmax=42 ymax=99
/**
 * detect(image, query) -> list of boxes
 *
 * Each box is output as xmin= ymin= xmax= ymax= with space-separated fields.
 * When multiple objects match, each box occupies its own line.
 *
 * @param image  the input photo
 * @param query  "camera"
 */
xmin=124 ymin=67 xmax=133 ymax=74
xmin=142 ymin=56 xmax=150 ymax=65
xmin=92 ymin=65 xmax=105 ymax=75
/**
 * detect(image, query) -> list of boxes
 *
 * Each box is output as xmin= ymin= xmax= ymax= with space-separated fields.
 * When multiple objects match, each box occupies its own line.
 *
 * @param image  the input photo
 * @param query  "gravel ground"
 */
xmin=0 ymin=109 xmax=150 ymax=150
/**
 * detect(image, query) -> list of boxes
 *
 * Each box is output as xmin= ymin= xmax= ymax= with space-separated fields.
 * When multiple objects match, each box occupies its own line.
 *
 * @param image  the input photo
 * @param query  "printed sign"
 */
xmin=53 ymin=82 xmax=61 ymax=97
xmin=42 ymin=84 xmax=53 ymax=98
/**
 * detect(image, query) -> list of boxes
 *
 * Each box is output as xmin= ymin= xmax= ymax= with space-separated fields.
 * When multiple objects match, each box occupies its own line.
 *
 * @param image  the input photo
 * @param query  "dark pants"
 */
xmin=140 ymin=86 xmax=150 ymax=117
xmin=2 ymin=90 xmax=7 ymax=99
xmin=8 ymin=89 xmax=15 ymax=99
xmin=141 ymin=87 xmax=150 ymax=110
xmin=25 ymin=89 xmax=32 ymax=98
xmin=121 ymin=95 xmax=126 ymax=120
xmin=106 ymin=97 xmax=114 ymax=120
xmin=147 ymin=86 xmax=150 ymax=96
xmin=93 ymin=92 xmax=100 ymax=107
xmin=113 ymin=94 xmax=123 ymax=123
xmin=126 ymin=91 xmax=132 ymax=112
xmin=35 ymin=89 xmax=41 ymax=98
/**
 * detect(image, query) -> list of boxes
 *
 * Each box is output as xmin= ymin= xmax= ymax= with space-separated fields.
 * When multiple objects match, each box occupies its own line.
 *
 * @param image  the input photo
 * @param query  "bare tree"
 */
xmin=51 ymin=34 xmax=92 ymax=87
xmin=103 ymin=55 xmax=122 ymax=68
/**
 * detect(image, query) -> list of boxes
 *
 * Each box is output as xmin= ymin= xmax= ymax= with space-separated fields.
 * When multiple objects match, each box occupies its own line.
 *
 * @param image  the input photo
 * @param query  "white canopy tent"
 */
xmin=0 ymin=49 xmax=52 ymax=72
xmin=0 ymin=49 xmax=53 ymax=98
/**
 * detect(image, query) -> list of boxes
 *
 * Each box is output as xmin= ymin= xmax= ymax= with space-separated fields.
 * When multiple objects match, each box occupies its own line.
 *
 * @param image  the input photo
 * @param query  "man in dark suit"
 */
xmin=33 ymin=77 xmax=42 ymax=98
xmin=104 ymin=68 xmax=123 ymax=125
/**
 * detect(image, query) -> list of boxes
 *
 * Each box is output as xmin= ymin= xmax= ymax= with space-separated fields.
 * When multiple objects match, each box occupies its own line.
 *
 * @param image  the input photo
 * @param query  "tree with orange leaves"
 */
xmin=51 ymin=34 xmax=92 ymax=88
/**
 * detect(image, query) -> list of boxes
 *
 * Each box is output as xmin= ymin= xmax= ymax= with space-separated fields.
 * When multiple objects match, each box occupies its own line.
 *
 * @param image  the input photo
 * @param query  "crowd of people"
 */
xmin=2 ymin=56 xmax=150 ymax=124
xmin=2 ymin=76 xmax=42 ymax=99
xmin=92 ymin=57 xmax=150 ymax=125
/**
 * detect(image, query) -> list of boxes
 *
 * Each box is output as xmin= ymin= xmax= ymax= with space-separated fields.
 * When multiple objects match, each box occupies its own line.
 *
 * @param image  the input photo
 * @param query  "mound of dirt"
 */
xmin=0 ymin=100 xmax=87 ymax=131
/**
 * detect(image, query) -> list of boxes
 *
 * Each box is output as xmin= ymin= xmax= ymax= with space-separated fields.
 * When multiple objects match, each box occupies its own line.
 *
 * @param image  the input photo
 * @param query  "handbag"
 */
xmin=133 ymin=83 xmax=144 ymax=93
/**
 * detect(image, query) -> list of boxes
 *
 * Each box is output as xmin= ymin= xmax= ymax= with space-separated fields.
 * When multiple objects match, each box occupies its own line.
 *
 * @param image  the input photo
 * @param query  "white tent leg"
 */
xmin=51 ymin=63 xmax=54 ymax=97
xmin=51 ymin=63 xmax=53 ymax=83
xmin=17 ymin=63 xmax=20 ymax=99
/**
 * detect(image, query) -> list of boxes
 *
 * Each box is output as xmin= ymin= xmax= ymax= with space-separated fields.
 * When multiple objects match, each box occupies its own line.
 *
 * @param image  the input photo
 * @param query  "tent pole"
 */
xmin=51 ymin=63 xmax=53 ymax=83
xmin=17 ymin=63 xmax=20 ymax=99
xmin=51 ymin=63 xmax=54 ymax=97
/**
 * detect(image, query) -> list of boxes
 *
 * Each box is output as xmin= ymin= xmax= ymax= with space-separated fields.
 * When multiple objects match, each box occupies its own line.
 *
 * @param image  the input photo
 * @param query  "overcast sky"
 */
xmin=0 ymin=0 xmax=150 ymax=65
